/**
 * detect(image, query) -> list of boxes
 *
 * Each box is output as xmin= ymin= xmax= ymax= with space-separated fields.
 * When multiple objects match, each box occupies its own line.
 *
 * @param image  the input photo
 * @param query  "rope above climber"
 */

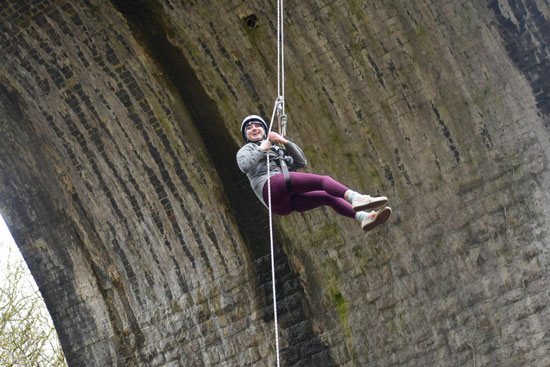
xmin=236 ymin=115 xmax=392 ymax=232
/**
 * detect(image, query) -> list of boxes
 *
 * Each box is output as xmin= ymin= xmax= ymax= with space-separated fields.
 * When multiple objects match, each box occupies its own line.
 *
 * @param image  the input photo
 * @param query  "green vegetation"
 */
xmin=328 ymin=280 xmax=353 ymax=348
xmin=0 ymin=240 xmax=67 ymax=366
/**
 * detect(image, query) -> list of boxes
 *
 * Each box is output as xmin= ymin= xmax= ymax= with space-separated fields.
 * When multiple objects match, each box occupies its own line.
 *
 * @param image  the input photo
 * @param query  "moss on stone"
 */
xmin=328 ymin=279 xmax=354 ymax=355
xmin=369 ymin=166 xmax=382 ymax=185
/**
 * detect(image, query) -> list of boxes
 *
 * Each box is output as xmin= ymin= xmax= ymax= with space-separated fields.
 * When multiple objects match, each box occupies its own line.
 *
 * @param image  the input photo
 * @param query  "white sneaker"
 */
xmin=352 ymin=195 xmax=388 ymax=211
xmin=361 ymin=207 xmax=392 ymax=232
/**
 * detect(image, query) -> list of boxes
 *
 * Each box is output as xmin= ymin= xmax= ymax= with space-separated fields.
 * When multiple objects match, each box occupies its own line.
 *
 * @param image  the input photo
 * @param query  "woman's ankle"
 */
xmin=345 ymin=190 xmax=361 ymax=203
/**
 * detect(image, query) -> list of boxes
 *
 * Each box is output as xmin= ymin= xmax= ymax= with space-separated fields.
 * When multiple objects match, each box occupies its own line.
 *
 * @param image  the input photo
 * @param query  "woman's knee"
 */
xmin=320 ymin=175 xmax=333 ymax=184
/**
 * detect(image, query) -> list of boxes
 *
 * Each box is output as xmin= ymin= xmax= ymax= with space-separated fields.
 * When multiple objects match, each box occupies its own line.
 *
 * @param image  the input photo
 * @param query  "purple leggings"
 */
xmin=262 ymin=172 xmax=356 ymax=218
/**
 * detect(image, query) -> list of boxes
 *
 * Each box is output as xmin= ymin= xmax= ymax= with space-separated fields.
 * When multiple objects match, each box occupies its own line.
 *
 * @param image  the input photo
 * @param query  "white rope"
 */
xmin=268 ymin=0 xmax=286 ymax=365
xmin=281 ymin=0 xmax=285 ymax=115
xmin=266 ymin=97 xmax=283 ymax=367
xmin=277 ymin=0 xmax=281 ymax=98
xmin=277 ymin=0 xmax=285 ymax=115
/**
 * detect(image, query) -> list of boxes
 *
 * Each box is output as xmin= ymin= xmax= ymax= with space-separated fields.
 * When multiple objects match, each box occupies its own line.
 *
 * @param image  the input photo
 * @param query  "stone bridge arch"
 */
xmin=1 ymin=1 xmax=550 ymax=366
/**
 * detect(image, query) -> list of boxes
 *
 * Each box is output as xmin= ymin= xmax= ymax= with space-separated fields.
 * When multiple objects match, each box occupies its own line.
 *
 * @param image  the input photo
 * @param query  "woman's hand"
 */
xmin=259 ymin=140 xmax=272 ymax=151
xmin=268 ymin=131 xmax=288 ymax=145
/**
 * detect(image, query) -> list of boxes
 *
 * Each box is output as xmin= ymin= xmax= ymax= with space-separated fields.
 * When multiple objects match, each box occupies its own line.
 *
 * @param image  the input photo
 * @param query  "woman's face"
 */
xmin=246 ymin=123 xmax=265 ymax=142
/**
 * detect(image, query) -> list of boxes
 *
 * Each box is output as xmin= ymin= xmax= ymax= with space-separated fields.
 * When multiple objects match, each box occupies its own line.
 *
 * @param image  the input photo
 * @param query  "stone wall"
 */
xmin=0 ymin=0 xmax=549 ymax=366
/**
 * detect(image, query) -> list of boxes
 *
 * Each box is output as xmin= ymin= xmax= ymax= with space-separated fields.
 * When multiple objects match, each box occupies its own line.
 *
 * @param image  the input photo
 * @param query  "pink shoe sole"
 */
xmin=362 ymin=207 xmax=392 ymax=232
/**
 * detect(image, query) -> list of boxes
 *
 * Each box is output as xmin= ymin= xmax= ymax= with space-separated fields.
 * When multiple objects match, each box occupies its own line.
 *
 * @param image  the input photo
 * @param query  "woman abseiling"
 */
xmin=236 ymin=115 xmax=391 ymax=232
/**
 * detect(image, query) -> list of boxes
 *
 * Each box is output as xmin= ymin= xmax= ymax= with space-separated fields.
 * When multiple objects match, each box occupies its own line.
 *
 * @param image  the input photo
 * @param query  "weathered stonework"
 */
xmin=1 ymin=0 xmax=549 ymax=366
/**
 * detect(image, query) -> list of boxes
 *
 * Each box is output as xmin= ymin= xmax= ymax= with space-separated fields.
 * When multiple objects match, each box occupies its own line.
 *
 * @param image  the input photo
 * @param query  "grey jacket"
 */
xmin=236 ymin=140 xmax=307 ymax=206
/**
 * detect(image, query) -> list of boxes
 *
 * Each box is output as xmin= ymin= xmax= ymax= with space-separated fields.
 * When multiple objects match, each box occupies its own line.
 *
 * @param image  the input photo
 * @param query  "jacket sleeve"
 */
xmin=285 ymin=140 xmax=307 ymax=169
xmin=236 ymin=143 xmax=265 ymax=173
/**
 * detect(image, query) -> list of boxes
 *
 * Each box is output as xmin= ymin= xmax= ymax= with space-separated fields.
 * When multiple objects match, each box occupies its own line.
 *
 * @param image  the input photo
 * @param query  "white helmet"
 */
xmin=241 ymin=115 xmax=268 ymax=142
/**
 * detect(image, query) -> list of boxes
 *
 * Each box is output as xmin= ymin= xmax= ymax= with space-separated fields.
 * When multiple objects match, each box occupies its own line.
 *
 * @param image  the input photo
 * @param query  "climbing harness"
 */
xmin=265 ymin=0 xmax=286 ymax=365
xmin=274 ymin=145 xmax=293 ymax=194
xmin=275 ymin=102 xmax=292 ymax=194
